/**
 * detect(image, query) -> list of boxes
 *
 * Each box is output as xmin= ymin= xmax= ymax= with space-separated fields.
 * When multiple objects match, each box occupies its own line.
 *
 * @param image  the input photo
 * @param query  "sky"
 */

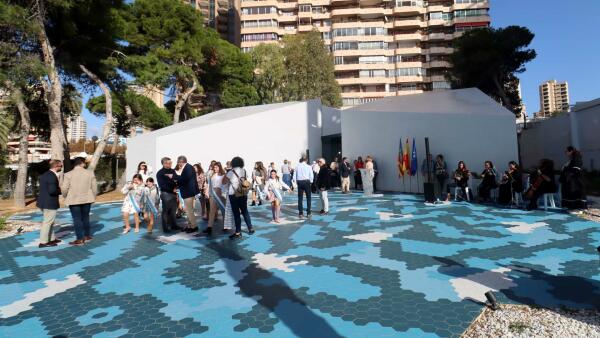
xmin=82 ymin=0 xmax=600 ymax=136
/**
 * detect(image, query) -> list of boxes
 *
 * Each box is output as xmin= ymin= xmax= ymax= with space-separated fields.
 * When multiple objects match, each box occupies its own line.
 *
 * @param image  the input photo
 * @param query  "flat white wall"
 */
xmin=519 ymin=114 xmax=571 ymax=170
xmin=342 ymin=111 xmax=519 ymax=192
xmin=126 ymin=102 xmax=322 ymax=178
xmin=575 ymin=105 xmax=600 ymax=170
xmin=321 ymin=106 xmax=342 ymax=137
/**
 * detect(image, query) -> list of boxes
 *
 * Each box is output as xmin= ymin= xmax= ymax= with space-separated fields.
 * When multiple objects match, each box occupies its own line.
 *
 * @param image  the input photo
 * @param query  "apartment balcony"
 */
xmin=240 ymin=13 xmax=279 ymax=21
xmin=240 ymin=40 xmax=279 ymax=48
xmin=422 ymin=47 xmax=453 ymax=54
xmin=394 ymin=33 xmax=423 ymax=41
xmin=424 ymin=60 xmax=450 ymax=68
xmin=454 ymin=15 xmax=490 ymax=24
xmin=241 ymin=26 xmax=280 ymax=34
xmin=341 ymin=91 xmax=394 ymax=98
xmin=298 ymin=11 xmax=312 ymax=18
xmin=337 ymin=76 xmax=391 ymax=85
xmin=427 ymin=19 xmax=453 ymax=27
xmin=217 ymin=0 xmax=229 ymax=7
xmin=452 ymin=2 xmax=490 ymax=11
xmin=426 ymin=5 xmax=446 ymax=13
xmin=394 ymin=61 xmax=423 ymax=68
xmin=278 ymin=15 xmax=298 ymax=22
xmin=393 ymin=6 xmax=425 ymax=15
xmin=395 ymin=89 xmax=424 ymax=95
xmin=391 ymin=75 xmax=425 ymax=83
xmin=393 ymin=19 xmax=425 ymax=28
xmin=331 ymin=21 xmax=387 ymax=29
xmin=331 ymin=8 xmax=358 ymax=17
xmin=279 ymin=28 xmax=299 ymax=35
xmin=240 ymin=0 xmax=279 ymax=8
xmin=298 ymin=23 xmax=315 ymax=31
xmin=278 ymin=2 xmax=298 ymax=10
xmin=426 ymin=75 xmax=448 ymax=82
xmin=335 ymin=63 xmax=394 ymax=71
xmin=311 ymin=12 xmax=331 ymax=20
xmin=298 ymin=0 xmax=330 ymax=5
xmin=425 ymin=33 xmax=453 ymax=41
xmin=394 ymin=47 xmax=422 ymax=54
xmin=333 ymin=49 xmax=394 ymax=57
xmin=333 ymin=35 xmax=393 ymax=43
xmin=358 ymin=7 xmax=393 ymax=17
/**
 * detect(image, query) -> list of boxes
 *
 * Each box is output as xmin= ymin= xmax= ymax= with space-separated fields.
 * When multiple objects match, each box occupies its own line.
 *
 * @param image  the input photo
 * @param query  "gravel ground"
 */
xmin=463 ymin=304 xmax=600 ymax=338
xmin=0 ymin=219 xmax=41 ymax=239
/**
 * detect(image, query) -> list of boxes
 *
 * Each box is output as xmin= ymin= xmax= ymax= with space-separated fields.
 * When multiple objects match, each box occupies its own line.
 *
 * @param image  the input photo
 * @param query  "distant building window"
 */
xmin=432 ymin=81 xmax=451 ymax=89
xmin=454 ymin=9 xmax=488 ymax=18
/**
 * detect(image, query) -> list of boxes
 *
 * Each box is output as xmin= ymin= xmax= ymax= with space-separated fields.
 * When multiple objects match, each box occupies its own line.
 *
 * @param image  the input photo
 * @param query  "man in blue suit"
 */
xmin=174 ymin=155 xmax=200 ymax=233
xmin=36 ymin=160 xmax=63 ymax=248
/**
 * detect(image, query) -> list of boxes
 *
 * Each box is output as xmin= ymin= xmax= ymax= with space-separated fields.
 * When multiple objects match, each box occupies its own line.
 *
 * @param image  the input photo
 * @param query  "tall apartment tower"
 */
xmin=239 ymin=0 xmax=490 ymax=107
xmin=188 ymin=0 xmax=241 ymax=46
xmin=66 ymin=114 xmax=87 ymax=142
xmin=539 ymin=80 xmax=570 ymax=116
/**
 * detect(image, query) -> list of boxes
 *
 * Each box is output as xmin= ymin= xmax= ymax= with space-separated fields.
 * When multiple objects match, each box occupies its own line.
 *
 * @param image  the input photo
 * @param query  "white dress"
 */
xmin=121 ymin=183 xmax=145 ymax=214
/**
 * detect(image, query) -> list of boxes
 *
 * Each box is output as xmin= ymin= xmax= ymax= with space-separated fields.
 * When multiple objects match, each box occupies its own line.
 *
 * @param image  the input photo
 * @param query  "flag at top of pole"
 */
xmin=403 ymin=138 xmax=411 ymax=176
xmin=410 ymin=138 xmax=418 ymax=176
xmin=398 ymin=138 xmax=405 ymax=177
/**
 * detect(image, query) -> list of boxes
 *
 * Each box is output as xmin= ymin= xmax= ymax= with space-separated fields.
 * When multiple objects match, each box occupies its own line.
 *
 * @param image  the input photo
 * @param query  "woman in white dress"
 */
xmin=264 ymin=169 xmax=290 ymax=223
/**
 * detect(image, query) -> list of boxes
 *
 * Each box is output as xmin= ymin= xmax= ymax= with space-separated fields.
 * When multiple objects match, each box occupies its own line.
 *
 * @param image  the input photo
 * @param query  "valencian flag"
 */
xmin=398 ymin=138 xmax=405 ymax=177
xmin=410 ymin=138 xmax=418 ymax=176
xmin=403 ymin=138 xmax=411 ymax=176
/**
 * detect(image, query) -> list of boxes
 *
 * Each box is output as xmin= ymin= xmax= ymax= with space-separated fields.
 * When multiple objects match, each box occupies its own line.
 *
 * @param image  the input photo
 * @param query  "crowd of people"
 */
xmin=34 ymin=146 xmax=587 ymax=249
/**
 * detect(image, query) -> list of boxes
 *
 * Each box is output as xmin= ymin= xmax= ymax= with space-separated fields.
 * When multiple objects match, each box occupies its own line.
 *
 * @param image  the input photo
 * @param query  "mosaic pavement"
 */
xmin=0 ymin=192 xmax=599 ymax=338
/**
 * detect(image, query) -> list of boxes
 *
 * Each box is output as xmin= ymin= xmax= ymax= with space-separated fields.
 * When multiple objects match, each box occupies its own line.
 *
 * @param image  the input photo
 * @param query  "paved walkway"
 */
xmin=0 ymin=192 xmax=598 ymax=337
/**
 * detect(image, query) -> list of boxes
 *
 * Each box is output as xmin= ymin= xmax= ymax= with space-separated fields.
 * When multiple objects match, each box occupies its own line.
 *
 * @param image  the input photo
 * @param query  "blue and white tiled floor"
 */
xmin=1 ymin=192 xmax=599 ymax=337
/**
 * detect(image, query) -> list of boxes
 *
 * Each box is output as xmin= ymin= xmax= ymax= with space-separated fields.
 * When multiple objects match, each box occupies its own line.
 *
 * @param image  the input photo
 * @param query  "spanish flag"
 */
xmin=398 ymin=138 xmax=404 ymax=177
xmin=403 ymin=138 xmax=411 ymax=176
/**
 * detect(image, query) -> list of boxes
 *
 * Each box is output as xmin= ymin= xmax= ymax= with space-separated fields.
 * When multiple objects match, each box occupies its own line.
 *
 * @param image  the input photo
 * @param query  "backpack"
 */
xmin=232 ymin=169 xmax=251 ymax=197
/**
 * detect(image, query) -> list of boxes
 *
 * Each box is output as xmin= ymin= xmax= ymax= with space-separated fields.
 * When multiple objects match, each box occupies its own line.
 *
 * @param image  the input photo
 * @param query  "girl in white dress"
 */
xmin=121 ymin=174 xmax=146 ymax=234
xmin=264 ymin=170 xmax=290 ymax=223
xmin=143 ymin=177 xmax=160 ymax=234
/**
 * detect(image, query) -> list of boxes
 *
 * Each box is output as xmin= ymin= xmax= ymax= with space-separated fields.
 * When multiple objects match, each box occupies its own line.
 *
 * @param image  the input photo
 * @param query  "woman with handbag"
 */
xmin=223 ymin=156 xmax=254 ymax=239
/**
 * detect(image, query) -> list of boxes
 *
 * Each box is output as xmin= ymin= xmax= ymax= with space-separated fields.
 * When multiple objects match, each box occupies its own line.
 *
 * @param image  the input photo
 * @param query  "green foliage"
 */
xmin=447 ymin=26 xmax=536 ymax=116
xmin=120 ymin=0 xmax=211 ymax=110
xmin=87 ymin=90 xmax=171 ymax=135
xmin=281 ymin=31 xmax=342 ymax=107
xmin=0 ymin=216 xmax=6 ymax=231
xmin=201 ymin=39 xmax=259 ymax=108
xmin=250 ymin=44 xmax=285 ymax=104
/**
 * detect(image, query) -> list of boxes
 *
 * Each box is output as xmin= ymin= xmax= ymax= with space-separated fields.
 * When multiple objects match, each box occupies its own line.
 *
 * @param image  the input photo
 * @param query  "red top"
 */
xmin=355 ymin=161 xmax=364 ymax=169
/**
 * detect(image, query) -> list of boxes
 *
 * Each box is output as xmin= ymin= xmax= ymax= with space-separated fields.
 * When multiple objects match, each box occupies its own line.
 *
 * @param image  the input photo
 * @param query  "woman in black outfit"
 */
xmin=498 ymin=161 xmax=524 ymax=205
xmin=559 ymin=146 xmax=586 ymax=209
xmin=477 ymin=161 xmax=498 ymax=203
xmin=453 ymin=161 xmax=470 ymax=201
xmin=526 ymin=159 xmax=557 ymax=210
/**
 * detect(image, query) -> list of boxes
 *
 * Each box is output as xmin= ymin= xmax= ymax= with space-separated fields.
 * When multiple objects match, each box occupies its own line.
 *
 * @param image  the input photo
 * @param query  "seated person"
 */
xmin=474 ymin=161 xmax=498 ymax=203
xmin=453 ymin=161 xmax=470 ymax=201
xmin=526 ymin=159 xmax=557 ymax=210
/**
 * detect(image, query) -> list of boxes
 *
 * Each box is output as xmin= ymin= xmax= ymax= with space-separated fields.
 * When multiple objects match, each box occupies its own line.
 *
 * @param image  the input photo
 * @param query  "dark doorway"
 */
xmin=321 ymin=134 xmax=341 ymax=163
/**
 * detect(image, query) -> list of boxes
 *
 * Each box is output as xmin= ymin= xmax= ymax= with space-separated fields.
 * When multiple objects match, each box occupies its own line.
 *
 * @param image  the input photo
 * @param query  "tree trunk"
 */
xmin=80 ymin=65 xmax=113 ymax=172
xmin=37 ymin=17 xmax=67 ymax=165
xmin=6 ymin=83 xmax=31 ymax=208
xmin=173 ymin=78 xmax=198 ymax=124
xmin=125 ymin=105 xmax=136 ymax=136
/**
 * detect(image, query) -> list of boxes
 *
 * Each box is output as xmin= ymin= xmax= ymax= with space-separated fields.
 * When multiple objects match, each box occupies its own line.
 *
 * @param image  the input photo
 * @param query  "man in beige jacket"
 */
xmin=61 ymin=157 xmax=97 ymax=246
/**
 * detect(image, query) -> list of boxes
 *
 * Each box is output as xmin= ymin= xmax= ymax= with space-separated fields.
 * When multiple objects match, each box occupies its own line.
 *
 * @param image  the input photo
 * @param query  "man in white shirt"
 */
xmin=293 ymin=157 xmax=314 ymax=219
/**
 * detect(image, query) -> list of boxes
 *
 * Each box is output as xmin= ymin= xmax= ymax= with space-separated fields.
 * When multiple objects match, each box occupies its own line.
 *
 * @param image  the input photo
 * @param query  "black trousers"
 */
xmin=297 ymin=180 xmax=312 ymax=215
xmin=229 ymin=194 xmax=252 ymax=233
xmin=160 ymin=192 xmax=178 ymax=232
xmin=373 ymin=172 xmax=378 ymax=192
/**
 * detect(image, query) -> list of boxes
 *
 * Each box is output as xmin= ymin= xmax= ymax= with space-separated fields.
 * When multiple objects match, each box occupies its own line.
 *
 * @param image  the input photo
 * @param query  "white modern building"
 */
xmin=66 ymin=114 xmax=87 ymax=142
xmin=127 ymin=88 xmax=518 ymax=192
xmin=126 ymin=100 xmax=333 ymax=179
xmin=342 ymin=88 xmax=519 ymax=192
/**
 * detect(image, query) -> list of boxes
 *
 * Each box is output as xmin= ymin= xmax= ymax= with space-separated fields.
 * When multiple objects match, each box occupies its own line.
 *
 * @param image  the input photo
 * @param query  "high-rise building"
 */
xmin=539 ymin=80 xmax=570 ymax=116
xmin=239 ymin=0 xmax=490 ymax=107
xmin=188 ymin=0 xmax=241 ymax=46
xmin=66 ymin=114 xmax=87 ymax=142
xmin=130 ymin=85 xmax=165 ymax=108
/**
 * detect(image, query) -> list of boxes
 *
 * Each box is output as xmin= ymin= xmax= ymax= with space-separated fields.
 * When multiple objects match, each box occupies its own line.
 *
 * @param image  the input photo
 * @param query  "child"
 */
xmin=264 ymin=170 xmax=290 ymax=223
xmin=121 ymin=174 xmax=146 ymax=234
xmin=143 ymin=177 xmax=160 ymax=234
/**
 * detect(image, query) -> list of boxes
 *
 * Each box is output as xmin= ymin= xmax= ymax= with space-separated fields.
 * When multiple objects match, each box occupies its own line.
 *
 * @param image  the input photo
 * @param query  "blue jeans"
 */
xmin=69 ymin=203 xmax=91 ymax=240
xmin=228 ymin=195 xmax=252 ymax=233
xmin=282 ymin=174 xmax=292 ymax=188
